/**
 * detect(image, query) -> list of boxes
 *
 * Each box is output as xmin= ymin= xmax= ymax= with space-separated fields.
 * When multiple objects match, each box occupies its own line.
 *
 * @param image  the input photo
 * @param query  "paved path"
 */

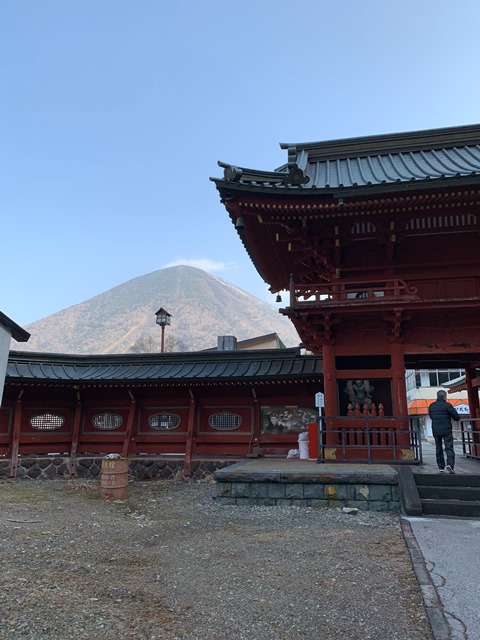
xmin=416 ymin=440 xmax=480 ymax=475
xmin=406 ymin=441 xmax=480 ymax=639
xmin=406 ymin=516 xmax=480 ymax=640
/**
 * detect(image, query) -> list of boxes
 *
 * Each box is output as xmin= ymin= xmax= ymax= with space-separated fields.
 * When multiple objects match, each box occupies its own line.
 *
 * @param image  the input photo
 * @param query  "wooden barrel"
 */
xmin=101 ymin=457 xmax=129 ymax=500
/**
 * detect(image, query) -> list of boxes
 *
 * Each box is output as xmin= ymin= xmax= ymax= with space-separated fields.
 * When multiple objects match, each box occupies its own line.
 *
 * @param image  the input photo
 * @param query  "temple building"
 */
xmin=211 ymin=124 xmax=480 ymax=461
xmin=1 ymin=341 xmax=322 ymax=478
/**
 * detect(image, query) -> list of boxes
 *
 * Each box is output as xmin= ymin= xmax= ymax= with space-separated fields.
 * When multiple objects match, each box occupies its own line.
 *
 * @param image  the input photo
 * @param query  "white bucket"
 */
xmin=298 ymin=432 xmax=309 ymax=459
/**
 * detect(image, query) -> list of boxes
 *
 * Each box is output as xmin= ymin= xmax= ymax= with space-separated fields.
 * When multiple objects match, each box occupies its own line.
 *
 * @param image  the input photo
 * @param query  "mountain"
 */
xmin=16 ymin=266 xmax=301 ymax=354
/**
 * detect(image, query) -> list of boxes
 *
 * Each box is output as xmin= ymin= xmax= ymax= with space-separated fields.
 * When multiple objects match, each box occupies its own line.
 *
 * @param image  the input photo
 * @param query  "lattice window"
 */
xmin=406 ymin=213 xmax=477 ymax=231
xmin=351 ymin=221 xmax=376 ymax=235
xmin=208 ymin=411 xmax=243 ymax=431
xmin=92 ymin=413 xmax=123 ymax=431
xmin=29 ymin=413 xmax=65 ymax=431
xmin=148 ymin=412 xmax=181 ymax=430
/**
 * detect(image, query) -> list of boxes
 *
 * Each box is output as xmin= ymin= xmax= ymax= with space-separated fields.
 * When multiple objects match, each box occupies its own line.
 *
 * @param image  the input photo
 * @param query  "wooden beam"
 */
xmin=465 ymin=368 xmax=480 ymax=419
xmin=250 ymin=387 xmax=260 ymax=455
xmin=9 ymin=390 xmax=23 ymax=478
xmin=68 ymin=389 xmax=82 ymax=475
xmin=121 ymin=391 xmax=137 ymax=458
xmin=471 ymin=375 xmax=480 ymax=389
xmin=183 ymin=389 xmax=196 ymax=477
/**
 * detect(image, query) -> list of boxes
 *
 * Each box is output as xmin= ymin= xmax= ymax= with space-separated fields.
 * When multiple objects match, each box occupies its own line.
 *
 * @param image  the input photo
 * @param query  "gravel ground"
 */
xmin=0 ymin=478 xmax=432 ymax=640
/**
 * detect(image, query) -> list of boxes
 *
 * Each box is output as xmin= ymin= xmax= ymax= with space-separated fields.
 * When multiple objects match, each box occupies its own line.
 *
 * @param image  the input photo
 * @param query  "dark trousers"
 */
xmin=434 ymin=434 xmax=455 ymax=469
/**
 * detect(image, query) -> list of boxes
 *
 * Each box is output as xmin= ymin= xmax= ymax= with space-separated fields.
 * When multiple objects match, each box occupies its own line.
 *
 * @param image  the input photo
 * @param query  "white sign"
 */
xmin=315 ymin=392 xmax=325 ymax=408
xmin=455 ymin=403 xmax=470 ymax=415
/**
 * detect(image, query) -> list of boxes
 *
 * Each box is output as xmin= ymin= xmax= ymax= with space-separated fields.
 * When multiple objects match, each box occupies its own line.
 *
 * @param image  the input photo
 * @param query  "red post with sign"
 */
xmin=308 ymin=422 xmax=319 ymax=459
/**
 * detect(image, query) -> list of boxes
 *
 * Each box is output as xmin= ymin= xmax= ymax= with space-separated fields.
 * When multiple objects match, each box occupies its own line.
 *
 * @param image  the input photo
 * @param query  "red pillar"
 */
xmin=9 ymin=390 xmax=23 ymax=477
xmin=322 ymin=343 xmax=338 ymax=455
xmin=465 ymin=366 xmax=480 ymax=456
xmin=390 ymin=342 xmax=410 ymax=454
xmin=68 ymin=390 xmax=82 ymax=475
xmin=465 ymin=366 xmax=480 ymax=418
xmin=183 ymin=390 xmax=196 ymax=477
xmin=391 ymin=342 xmax=407 ymax=416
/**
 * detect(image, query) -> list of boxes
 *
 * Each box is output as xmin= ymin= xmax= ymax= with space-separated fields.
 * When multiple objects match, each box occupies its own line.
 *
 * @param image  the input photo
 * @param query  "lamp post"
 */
xmin=154 ymin=307 xmax=172 ymax=353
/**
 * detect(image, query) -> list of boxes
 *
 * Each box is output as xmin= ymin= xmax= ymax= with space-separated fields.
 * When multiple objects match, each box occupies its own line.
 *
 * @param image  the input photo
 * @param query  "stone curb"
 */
xmin=401 ymin=518 xmax=451 ymax=640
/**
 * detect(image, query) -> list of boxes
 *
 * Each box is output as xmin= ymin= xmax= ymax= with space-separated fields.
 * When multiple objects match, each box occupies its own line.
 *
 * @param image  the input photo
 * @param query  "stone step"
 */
xmin=418 ymin=485 xmax=480 ymax=502
xmin=420 ymin=499 xmax=480 ymax=518
xmin=414 ymin=473 xmax=480 ymax=487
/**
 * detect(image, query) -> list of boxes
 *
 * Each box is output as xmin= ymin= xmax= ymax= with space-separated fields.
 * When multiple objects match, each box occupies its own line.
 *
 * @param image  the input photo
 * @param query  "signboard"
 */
xmin=455 ymin=403 xmax=469 ymax=415
xmin=315 ymin=392 xmax=325 ymax=408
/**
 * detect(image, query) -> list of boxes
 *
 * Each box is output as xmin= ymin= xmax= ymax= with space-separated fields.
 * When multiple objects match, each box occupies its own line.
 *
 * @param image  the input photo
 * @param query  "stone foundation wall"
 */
xmin=214 ymin=479 xmax=400 ymax=511
xmin=0 ymin=457 xmax=235 ymax=481
xmin=213 ymin=461 xmax=401 ymax=511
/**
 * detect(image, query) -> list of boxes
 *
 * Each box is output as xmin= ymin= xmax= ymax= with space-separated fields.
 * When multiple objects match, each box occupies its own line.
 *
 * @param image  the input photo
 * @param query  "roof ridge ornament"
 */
xmin=283 ymin=164 xmax=310 ymax=186
xmin=283 ymin=146 xmax=310 ymax=186
xmin=220 ymin=163 xmax=243 ymax=182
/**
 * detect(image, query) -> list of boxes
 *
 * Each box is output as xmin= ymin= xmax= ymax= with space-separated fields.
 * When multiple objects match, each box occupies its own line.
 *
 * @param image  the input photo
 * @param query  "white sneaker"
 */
xmin=445 ymin=465 xmax=455 ymax=474
xmin=438 ymin=468 xmax=445 ymax=473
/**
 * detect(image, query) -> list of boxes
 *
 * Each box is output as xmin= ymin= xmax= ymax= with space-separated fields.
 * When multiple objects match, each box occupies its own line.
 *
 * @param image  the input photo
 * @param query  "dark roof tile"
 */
xmin=6 ymin=349 xmax=323 ymax=385
xmin=212 ymin=124 xmax=480 ymax=194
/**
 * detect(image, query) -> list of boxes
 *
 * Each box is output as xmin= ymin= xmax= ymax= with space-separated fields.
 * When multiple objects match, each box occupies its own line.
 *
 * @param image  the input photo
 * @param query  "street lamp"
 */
xmin=154 ymin=307 xmax=172 ymax=353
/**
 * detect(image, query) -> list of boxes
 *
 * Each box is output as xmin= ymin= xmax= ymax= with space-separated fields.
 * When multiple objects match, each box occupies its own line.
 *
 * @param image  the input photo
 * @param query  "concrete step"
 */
xmin=418 ymin=485 xmax=480 ymax=502
xmin=414 ymin=473 xmax=480 ymax=487
xmin=408 ymin=472 xmax=480 ymax=517
xmin=421 ymin=499 xmax=480 ymax=518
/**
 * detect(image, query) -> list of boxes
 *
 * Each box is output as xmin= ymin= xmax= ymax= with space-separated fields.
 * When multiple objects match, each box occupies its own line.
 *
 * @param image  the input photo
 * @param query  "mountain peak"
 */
xmin=18 ymin=266 xmax=300 ymax=354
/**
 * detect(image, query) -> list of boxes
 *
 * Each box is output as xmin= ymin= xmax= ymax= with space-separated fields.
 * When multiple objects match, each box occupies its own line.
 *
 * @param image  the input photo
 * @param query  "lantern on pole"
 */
xmin=154 ymin=307 xmax=172 ymax=353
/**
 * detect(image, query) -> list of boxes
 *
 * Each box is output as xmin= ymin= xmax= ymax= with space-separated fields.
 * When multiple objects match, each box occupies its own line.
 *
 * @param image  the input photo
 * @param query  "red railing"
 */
xmin=289 ymin=277 xmax=418 ymax=306
xmin=317 ymin=416 xmax=422 ymax=464
xmin=459 ymin=418 xmax=480 ymax=460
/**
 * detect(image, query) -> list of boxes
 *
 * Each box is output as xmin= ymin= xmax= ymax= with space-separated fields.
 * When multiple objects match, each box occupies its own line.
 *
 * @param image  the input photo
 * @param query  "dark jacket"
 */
xmin=428 ymin=398 xmax=460 ymax=436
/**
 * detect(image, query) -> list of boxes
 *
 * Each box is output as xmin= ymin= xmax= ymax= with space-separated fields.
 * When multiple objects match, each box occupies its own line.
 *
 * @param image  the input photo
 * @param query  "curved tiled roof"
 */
xmin=6 ymin=349 xmax=323 ymax=386
xmin=212 ymin=124 xmax=480 ymax=195
xmin=294 ymin=145 xmax=480 ymax=190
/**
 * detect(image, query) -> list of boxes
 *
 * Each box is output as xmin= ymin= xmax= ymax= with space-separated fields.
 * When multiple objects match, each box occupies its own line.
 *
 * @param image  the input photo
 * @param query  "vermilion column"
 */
xmin=391 ymin=342 xmax=407 ymax=417
xmin=465 ymin=366 xmax=480 ymax=456
xmin=465 ymin=366 xmax=480 ymax=418
xmin=390 ymin=341 xmax=410 ymax=453
xmin=322 ymin=343 xmax=338 ymax=452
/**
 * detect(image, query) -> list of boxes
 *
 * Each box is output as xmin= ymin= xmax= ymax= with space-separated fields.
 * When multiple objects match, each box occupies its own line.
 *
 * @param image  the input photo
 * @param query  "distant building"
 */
xmin=0 ymin=311 xmax=30 ymax=407
xmin=205 ymin=333 xmax=288 ymax=352
xmin=406 ymin=368 xmax=468 ymax=440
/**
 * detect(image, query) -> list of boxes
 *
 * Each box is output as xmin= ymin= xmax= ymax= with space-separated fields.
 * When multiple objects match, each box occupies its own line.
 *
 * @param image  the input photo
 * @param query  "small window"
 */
xmin=30 ymin=413 xmax=65 ymax=431
xmin=208 ymin=412 xmax=243 ymax=431
xmin=437 ymin=371 xmax=451 ymax=385
xmin=148 ymin=412 xmax=181 ymax=430
xmin=92 ymin=413 xmax=123 ymax=430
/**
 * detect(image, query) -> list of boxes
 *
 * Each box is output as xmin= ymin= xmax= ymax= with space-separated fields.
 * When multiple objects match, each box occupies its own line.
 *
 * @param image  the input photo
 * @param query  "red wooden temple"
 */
xmin=1 ymin=347 xmax=322 ymax=477
xmin=212 ymin=124 xmax=480 ymax=462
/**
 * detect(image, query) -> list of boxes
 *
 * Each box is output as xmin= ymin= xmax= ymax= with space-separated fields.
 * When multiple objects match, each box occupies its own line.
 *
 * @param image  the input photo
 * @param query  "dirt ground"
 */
xmin=0 ymin=478 xmax=432 ymax=640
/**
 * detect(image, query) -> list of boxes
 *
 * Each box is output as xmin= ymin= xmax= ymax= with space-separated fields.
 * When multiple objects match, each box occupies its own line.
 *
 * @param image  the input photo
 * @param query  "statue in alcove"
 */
xmin=344 ymin=379 xmax=374 ymax=411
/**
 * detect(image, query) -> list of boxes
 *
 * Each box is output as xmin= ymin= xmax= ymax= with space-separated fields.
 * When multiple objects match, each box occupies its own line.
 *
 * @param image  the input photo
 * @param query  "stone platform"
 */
xmin=213 ymin=459 xmax=401 ymax=511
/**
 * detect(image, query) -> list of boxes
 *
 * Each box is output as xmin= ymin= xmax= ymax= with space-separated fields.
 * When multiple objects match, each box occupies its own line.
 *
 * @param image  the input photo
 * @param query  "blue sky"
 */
xmin=2 ymin=0 xmax=480 ymax=326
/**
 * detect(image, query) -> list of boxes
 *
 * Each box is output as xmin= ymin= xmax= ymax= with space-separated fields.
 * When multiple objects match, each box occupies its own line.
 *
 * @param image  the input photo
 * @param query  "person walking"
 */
xmin=428 ymin=390 xmax=460 ymax=474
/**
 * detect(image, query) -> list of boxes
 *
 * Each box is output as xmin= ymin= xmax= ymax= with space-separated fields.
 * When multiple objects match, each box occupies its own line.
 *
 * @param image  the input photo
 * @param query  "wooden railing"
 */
xmin=289 ymin=277 xmax=418 ymax=306
xmin=459 ymin=418 xmax=480 ymax=460
xmin=317 ymin=416 xmax=422 ymax=464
